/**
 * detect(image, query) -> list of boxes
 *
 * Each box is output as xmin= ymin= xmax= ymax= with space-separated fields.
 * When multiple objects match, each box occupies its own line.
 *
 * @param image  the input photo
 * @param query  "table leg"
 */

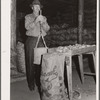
xmin=65 ymin=56 xmax=72 ymax=100
xmin=92 ymin=51 xmax=96 ymax=73
xmin=78 ymin=54 xmax=84 ymax=84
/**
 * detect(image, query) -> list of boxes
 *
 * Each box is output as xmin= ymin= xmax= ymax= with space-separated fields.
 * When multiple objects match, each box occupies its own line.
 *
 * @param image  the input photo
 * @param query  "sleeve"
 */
xmin=25 ymin=15 xmax=36 ymax=30
xmin=41 ymin=17 xmax=50 ymax=32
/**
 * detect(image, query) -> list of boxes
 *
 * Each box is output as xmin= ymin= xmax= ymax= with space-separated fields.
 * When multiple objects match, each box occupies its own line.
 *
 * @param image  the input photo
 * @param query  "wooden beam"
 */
xmin=78 ymin=0 xmax=84 ymax=44
xmin=84 ymin=72 xmax=96 ymax=76
xmin=11 ymin=0 xmax=17 ymax=70
xmin=11 ymin=0 xmax=16 ymax=50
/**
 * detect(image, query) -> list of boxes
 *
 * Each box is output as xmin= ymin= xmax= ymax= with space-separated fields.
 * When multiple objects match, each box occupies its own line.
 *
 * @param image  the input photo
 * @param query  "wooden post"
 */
xmin=78 ymin=0 xmax=84 ymax=44
xmin=11 ymin=0 xmax=17 ymax=70
xmin=11 ymin=0 xmax=16 ymax=50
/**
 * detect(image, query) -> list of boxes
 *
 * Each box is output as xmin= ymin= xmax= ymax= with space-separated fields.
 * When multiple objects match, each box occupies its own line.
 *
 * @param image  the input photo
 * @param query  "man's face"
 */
xmin=32 ymin=5 xmax=40 ymax=15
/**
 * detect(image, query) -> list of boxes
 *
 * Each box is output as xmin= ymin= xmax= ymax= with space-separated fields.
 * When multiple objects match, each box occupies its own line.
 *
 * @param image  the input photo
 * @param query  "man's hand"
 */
xmin=35 ymin=15 xmax=46 ymax=24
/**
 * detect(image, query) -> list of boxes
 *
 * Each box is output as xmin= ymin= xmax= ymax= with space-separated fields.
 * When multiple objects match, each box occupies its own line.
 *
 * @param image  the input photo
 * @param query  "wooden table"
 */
xmin=43 ymin=45 xmax=96 ymax=100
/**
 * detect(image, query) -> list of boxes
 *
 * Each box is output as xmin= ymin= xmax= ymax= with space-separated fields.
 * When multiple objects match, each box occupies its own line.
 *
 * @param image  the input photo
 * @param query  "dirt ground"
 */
xmin=11 ymin=61 xmax=96 ymax=100
xmin=72 ymin=68 xmax=96 ymax=100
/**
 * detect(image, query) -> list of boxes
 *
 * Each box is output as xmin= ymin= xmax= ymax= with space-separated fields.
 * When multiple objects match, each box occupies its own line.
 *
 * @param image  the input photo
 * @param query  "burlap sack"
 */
xmin=16 ymin=42 xmax=26 ymax=73
xmin=40 ymin=53 xmax=67 ymax=100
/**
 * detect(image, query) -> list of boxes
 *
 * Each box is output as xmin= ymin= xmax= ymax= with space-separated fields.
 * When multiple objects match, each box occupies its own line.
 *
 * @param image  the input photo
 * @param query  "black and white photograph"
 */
xmin=1 ymin=0 xmax=99 ymax=100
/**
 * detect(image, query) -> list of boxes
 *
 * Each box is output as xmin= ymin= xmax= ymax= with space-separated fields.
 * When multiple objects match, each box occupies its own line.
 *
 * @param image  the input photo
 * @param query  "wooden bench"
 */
xmin=44 ymin=45 xmax=96 ymax=100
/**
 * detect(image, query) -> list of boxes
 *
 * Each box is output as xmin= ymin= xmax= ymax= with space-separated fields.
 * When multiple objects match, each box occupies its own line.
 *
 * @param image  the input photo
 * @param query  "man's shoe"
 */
xmin=28 ymin=85 xmax=35 ymax=91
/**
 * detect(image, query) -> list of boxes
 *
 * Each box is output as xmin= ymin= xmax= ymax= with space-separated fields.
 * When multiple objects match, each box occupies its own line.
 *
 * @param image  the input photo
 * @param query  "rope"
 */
xmin=35 ymin=10 xmax=47 ymax=48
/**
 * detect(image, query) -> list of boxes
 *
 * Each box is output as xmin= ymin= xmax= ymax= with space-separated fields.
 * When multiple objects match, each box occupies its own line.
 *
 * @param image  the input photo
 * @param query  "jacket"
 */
xmin=25 ymin=13 xmax=50 ymax=37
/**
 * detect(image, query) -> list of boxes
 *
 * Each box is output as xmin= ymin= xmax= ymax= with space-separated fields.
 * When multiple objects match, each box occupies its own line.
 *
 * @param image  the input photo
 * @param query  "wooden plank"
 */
xmin=84 ymin=72 xmax=96 ymax=75
xmin=48 ymin=45 xmax=96 ymax=56
xmin=72 ymin=46 xmax=96 ymax=55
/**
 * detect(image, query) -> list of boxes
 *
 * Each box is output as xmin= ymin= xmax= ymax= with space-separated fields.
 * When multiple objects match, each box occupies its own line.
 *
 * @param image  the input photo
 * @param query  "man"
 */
xmin=24 ymin=0 xmax=50 ymax=92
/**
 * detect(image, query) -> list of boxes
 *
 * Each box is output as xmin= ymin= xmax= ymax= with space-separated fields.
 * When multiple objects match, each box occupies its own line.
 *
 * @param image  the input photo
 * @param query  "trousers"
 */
xmin=24 ymin=36 xmax=44 ymax=91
